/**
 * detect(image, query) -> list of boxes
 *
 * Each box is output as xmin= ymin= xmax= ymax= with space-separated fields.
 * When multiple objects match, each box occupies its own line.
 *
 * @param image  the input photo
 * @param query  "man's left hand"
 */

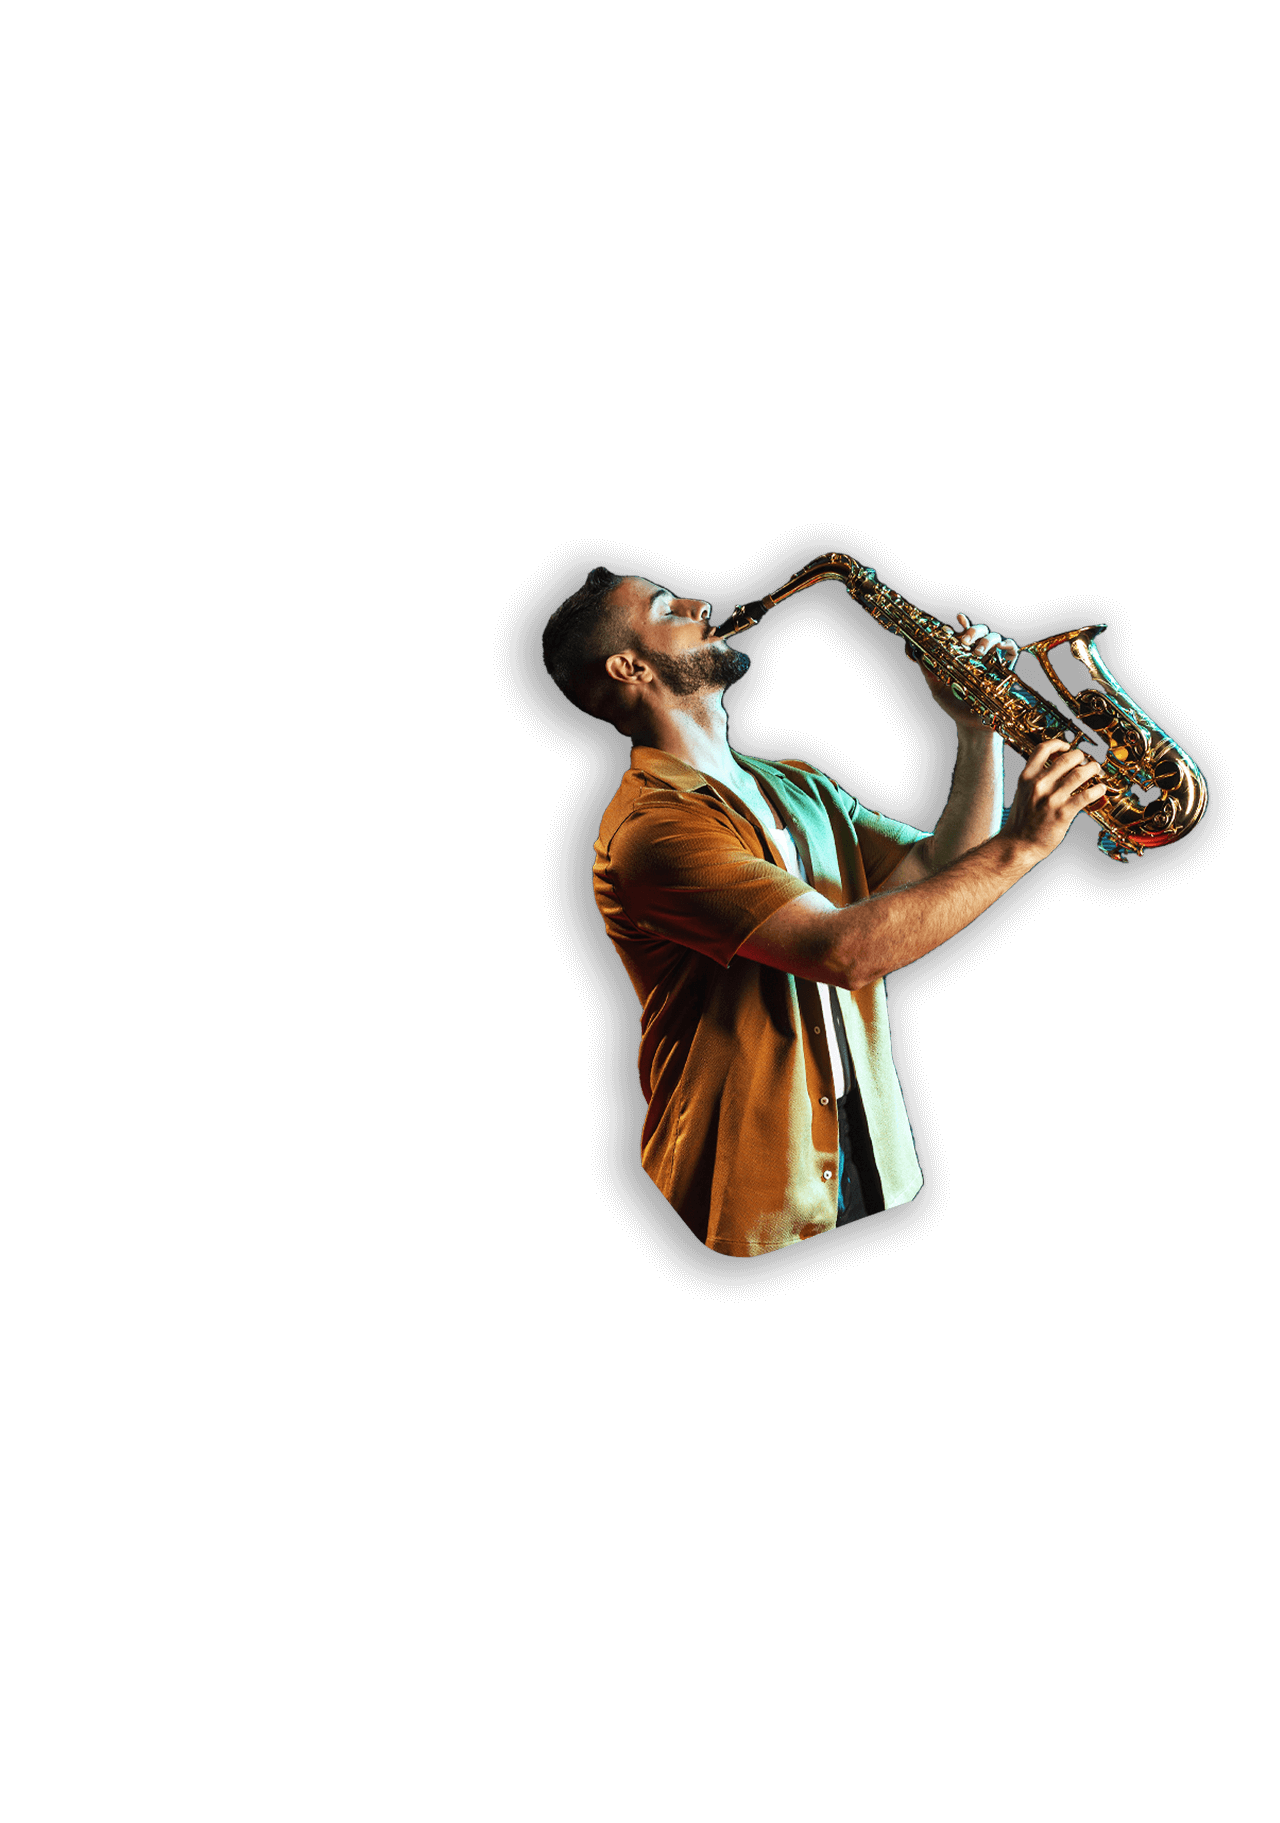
xmin=910 ymin=613 xmax=1019 ymax=731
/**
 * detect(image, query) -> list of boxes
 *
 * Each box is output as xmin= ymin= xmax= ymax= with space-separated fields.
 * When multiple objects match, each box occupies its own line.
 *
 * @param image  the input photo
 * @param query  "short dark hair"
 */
xmin=541 ymin=566 xmax=627 ymax=715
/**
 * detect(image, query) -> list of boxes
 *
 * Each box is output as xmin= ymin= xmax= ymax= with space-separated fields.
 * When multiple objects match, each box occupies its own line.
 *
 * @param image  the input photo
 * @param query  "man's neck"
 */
xmin=632 ymin=694 xmax=734 ymax=778
xmin=630 ymin=740 xmax=743 ymax=783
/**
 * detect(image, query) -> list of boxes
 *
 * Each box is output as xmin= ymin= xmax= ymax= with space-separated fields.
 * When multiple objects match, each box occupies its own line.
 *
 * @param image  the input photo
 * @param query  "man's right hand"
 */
xmin=1006 ymin=739 xmax=1108 ymax=858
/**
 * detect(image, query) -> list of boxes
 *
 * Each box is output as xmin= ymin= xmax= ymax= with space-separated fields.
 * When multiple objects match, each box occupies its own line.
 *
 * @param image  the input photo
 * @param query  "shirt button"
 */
xmin=813 ymin=1025 xmax=822 ymax=1035
xmin=820 ymin=1096 xmax=829 ymax=1106
xmin=823 ymin=1169 xmax=833 ymax=1180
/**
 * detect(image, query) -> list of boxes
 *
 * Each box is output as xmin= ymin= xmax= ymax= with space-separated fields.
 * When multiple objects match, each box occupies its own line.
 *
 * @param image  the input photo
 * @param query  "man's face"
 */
xmin=609 ymin=576 xmax=750 ymax=697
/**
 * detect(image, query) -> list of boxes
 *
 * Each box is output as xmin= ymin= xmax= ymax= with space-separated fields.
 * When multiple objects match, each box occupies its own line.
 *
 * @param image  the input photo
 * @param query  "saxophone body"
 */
xmin=712 ymin=553 xmax=1208 ymax=862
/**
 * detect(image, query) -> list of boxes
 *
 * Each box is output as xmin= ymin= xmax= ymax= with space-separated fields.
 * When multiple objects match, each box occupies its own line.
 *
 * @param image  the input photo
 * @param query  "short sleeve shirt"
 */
xmin=593 ymin=746 xmax=928 ymax=1255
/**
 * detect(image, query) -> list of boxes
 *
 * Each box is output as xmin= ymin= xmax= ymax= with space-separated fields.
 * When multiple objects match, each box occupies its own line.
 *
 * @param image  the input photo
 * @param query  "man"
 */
xmin=542 ymin=565 xmax=1106 ymax=1257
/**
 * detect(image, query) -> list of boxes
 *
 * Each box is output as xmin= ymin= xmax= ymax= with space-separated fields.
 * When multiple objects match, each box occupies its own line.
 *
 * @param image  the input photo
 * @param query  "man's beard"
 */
xmin=640 ymin=641 xmax=751 ymax=697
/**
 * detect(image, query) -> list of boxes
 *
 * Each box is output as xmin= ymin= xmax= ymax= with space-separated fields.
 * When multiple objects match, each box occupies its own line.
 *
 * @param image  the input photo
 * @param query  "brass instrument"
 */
xmin=712 ymin=553 xmax=1207 ymax=861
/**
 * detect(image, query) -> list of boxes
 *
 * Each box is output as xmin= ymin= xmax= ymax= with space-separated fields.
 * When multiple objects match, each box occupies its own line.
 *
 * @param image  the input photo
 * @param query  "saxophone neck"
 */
xmin=713 ymin=553 xmax=871 ymax=638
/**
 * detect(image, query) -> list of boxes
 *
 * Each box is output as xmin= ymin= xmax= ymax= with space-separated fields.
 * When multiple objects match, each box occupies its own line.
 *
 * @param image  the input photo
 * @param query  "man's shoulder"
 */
xmin=596 ymin=768 xmax=734 ymax=858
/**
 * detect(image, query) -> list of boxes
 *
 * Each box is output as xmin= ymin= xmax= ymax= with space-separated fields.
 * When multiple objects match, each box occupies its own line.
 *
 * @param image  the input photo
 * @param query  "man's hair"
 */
xmin=541 ymin=566 xmax=628 ymax=718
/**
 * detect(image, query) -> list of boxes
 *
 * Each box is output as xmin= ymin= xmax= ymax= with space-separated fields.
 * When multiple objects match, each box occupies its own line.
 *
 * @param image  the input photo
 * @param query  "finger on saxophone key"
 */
xmin=1026 ymin=737 xmax=1069 ymax=769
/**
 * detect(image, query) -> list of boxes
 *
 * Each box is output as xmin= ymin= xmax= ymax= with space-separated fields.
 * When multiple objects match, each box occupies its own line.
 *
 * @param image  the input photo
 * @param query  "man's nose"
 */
xmin=677 ymin=599 xmax=712 ymax=621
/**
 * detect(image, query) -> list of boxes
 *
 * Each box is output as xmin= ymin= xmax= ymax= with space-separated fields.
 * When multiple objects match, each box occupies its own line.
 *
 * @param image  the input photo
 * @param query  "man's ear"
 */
xmin=605 ymin=651 xmax=646 ymax=685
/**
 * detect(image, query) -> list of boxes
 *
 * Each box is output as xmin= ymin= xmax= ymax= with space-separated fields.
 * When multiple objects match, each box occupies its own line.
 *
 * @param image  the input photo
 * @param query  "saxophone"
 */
xmin=711 ymin=553 xmax=1208 ymax=862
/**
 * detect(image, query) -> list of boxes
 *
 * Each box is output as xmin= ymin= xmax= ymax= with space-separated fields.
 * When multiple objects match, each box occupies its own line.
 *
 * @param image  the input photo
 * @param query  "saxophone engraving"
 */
xmin=711 ymin=553 xmax=1208 ymax=862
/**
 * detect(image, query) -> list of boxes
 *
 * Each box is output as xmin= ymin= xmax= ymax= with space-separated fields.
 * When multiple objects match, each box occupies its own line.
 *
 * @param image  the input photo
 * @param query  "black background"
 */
xmin=510 ymin=417 xmax=1232 ymax=1327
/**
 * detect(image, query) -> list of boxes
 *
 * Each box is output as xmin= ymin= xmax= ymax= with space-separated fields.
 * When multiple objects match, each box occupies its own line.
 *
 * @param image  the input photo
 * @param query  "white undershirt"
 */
xmin=758 ymin=820 xmax=846 ymax=1101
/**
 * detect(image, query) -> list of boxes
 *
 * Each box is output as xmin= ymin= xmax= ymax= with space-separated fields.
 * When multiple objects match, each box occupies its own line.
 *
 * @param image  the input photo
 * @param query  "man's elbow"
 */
xmin=881 ymin=837 xmax=936 ymax=889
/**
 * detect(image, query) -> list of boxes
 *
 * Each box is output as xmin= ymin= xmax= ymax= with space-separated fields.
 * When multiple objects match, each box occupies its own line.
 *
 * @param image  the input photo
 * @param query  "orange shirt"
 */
xmin=593 ymin=746 xmax=928 ymax=1256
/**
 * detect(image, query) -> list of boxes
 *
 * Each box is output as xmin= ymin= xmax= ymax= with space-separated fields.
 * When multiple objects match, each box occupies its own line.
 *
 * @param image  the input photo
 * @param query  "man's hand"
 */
xmin=1006 ymin=739 xmax=1108 ymax=858
xmin=910 ymin=613 xmax=1019 ymax=731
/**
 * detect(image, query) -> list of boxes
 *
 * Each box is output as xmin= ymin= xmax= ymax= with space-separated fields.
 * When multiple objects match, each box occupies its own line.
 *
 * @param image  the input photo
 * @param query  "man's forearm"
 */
xmin=830 ymin=832 xmax=1037 ymax=990
xmin=926 ymin=727 xmax=1004 ymax=871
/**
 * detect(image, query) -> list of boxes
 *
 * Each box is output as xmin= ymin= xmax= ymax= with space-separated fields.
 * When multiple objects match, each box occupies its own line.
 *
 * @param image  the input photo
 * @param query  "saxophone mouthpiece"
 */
xmin=712 ymin=599 xmax=769 ymax=639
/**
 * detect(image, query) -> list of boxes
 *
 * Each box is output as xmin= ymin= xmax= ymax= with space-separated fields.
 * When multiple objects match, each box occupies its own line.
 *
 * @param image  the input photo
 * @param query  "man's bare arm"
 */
xmin=739 ymin=839 xmax=1030 ymax=989
xmin=831 ymin=736 xmax=1101 ymax=999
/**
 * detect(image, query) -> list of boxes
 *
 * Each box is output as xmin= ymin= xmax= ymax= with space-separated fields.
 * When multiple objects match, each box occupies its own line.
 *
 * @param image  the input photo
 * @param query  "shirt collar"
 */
xmin=628 ymin=747 xmax=718 ymax=793
xmin=628 ymin=745 xmax=795 ymax=799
